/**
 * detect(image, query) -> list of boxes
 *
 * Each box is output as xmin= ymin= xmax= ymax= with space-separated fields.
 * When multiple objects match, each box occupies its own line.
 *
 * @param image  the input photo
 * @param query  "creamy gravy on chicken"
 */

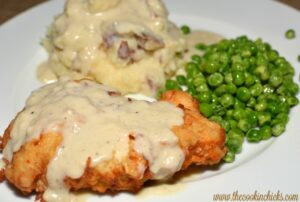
xmin=3 ymin=79 xmax=184 ymax=202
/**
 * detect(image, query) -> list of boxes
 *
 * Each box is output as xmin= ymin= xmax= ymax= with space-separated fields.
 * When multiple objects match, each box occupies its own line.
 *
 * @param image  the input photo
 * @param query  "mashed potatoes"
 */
xmin=38 ymin=0 xmax=186 ymax=96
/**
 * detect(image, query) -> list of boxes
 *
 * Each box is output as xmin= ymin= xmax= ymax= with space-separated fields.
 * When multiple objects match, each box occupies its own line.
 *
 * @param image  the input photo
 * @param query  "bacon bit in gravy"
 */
xmin=108 ymin=91 xmax=121 ymax=96
xmin=136 ymin=33 xmax=165 ymax=51
xmin=102 ymin=33 xmax=116 ymax=50
xmin=146 ymin=78 xmax=158 ymax=95
xmin=129 ymin=134 xmax=136 ymax=140
xmin=118 ymin=41 xmax=135 ymax=60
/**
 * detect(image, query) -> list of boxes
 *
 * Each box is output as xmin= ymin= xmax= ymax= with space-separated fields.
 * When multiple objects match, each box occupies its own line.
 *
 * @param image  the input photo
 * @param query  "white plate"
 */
xmin=0 ymin=0 xmax=299 ymax=201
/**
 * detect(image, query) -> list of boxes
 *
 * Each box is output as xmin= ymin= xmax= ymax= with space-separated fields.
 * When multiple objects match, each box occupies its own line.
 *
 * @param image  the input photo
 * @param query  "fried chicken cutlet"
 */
xmin=0 ymin=79 xmax=226 ymax=201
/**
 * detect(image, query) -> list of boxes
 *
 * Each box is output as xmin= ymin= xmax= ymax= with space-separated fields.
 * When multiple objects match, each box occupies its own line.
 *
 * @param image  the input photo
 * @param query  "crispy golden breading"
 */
xmin=3 ymin=129 xmax=62 ymax=193
xmin=1 ymin=90 xmax=226 ymax=197
xmin=161 ymin=90 xmax=226 ymax=169
xmin=0 ymin=136 xmax=5 ymax=182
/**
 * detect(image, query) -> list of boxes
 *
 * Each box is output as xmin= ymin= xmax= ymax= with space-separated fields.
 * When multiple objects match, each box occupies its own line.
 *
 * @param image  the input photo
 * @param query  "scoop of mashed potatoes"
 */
xmin=38 ymin=0 xmax=186 ymax=96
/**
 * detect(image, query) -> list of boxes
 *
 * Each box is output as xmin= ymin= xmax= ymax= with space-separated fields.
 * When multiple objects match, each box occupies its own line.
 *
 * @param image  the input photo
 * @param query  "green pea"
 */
xmin=156 ymin=89 xmax=165 ymax=99
xmin=274 ymin=113 xmax=289 ymax=125
xmin=210 ymin=115 xmax=223 ymax=124
xmin=219 ymin=53 xmax=229 ymax=65
xmin=269 ymin=72 xmax=283 ymax=87
xmin=231 ymin=55 xmax=242 ymax=64
xmin=268 ymin=50 xmax=279 ymax=62
xmin=249 ymin=83 xmax=263 ymax=97
xmin=211 ymin=93 xmax=219 ymax=104
xmin=186 ymin=77 xmax=194 ymax=86
xmin=246 ymin=129 xmax=262 ymax=142
xmin=226 ymin=128 xmax=244 ymax=153
xmin=197 ymin=91 xmax=212 ymax=103
xmin=256 ymin=55 xmax=268 ymax=66
xmin=181 ymin=25 xmax=191 ymax=35
xmin=278 ymin=101 xmax=290 ymax=113
xmin=265 ymin=93 xmax=278 ymax=101
xmin=259 ymin=125 xmax=272 ymax=140
xmin=228 ymin=120 xmax=237 ymax=129
xmin=196 ymin=83 xmax=209 ymax=93
xmin=227 ymin=138 xmax=243 ymax=153
xmin=255 ymin=65 xmax=269 ymax=81
xmin=266 ymin=100 xmax=280 ymax=115
xmin=193 ymin=76 xmax=206 ymax=87
xmin=225 ymin=109 xmax=234 ymax=119
xmin=242 ymin=58 xmax=251 ymax=69
xmin=214 ymin=84 xmax=227 ymax=96
xmin=195 ymin=43 xmax=207 ymax=51
xmin=272 ymin=123 xmax=285 ymax=136
xmin=165 ymin=79 xmax=179 ymax=90
xmin=220 ymin=94 xmax=235 ymax=108
xmin=246 ymin=97 xmax=256 ymax=108
xmin=199 ymin=103 xmax=213 ymax=117
xmin=224 ymin=73 xmax=233 ymax=83
xmin=283 ymin=74 xmax=294 ymax=82
xmin=232 ymin=70 xmax=245 ymax=86
xmin=285 ymin=82 xmax=299 ymax=96
xmin=246 ymin=110 xmax=258 ymax=127
xmin=220 ymin=119 xmax=231 ymax=132
xmin=226 ymin=83 xmax=237 ymax=94
xmin=207 ymin=73 xmax=224 ymax=87
xmin=287 ymin=96 xmax=299 ymax=106
xmin=217 ymin=39 xmax=230 ymax=50
xmin=285 ymin=29 xmax=296 ymax=39
xmin=229 ymin=127 xmax=244 ymax=137
xmin=257 ymin=94 xmax=267 ymax=102
xmin=241 ymin=49 xmax=252 ymax=58
xmin=233 ymin=108 xmax=246 ymax=120
xmin=237 ymin=119 xmax=251 ymax=132
xmin=218 ymin=64 xmax=230 ymax=74
xmin=255 ymin=101 xmax=267 ymax=112
xmin=204 ymin=61 xmax=219 ymax=74
xmin=186 ymin=62 xmax=199 ymax=77
xmin=257 ymin=112 xmax=271 ymax=126
xmin=236 ymin=87 xmax=251 ymax=102
xmin=176 ymin=75 xmax=187 ymax=85
xmin=234 ymin=98 xmax=246 ymax=109
xmin=223 ymin=151 xmax=235 ymax=163
xmin=191 ymin=54 xmax=202 ymax=64
xmin=244 ymin=72 xmax=255 ymax=86
xmin=232 ymin=62 xmax=245 ymax=71
xmin=187 ymin=88 xmax=196 ymax=97
xmin=249 ymin=56 xmax=257 ymax=65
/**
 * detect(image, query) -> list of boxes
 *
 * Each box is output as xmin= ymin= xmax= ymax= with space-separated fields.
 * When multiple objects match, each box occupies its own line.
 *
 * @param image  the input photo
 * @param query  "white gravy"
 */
xmin=38 ymin=0 xmax=186 ymax=96
xmin=184 ymin=30 xmax=223 ymax=60
xmin=3 ymin=79 xmax=184 ymax=202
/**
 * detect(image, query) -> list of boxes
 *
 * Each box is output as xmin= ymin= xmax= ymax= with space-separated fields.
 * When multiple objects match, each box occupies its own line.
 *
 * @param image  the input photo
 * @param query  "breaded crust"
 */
xmin=161 ymin=90 xmax=226 ymax=169
xmin=1 ymin=90 xmax=226 ymax=196
xmin=0 ymin=136 xmax=5 ymax=182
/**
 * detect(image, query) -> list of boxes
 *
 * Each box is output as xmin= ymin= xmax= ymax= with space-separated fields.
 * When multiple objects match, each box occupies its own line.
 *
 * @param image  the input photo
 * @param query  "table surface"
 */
xmin=0 ymin=0 xmax=299 ymax=25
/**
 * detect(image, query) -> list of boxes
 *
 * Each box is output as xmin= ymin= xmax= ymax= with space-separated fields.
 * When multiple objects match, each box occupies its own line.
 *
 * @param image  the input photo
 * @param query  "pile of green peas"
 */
xmin=160 ymin=35 xmax=299 ymax=163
